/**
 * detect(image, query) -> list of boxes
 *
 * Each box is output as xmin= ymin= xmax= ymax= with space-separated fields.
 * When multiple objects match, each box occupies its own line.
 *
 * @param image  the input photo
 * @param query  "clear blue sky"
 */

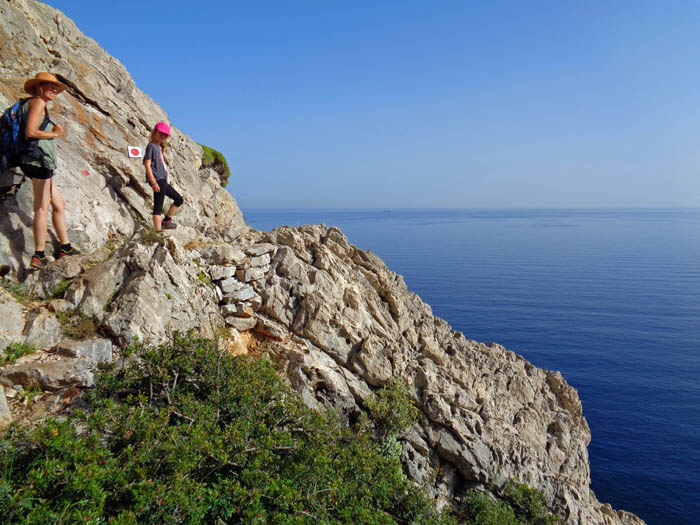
xmin=44 ymin=1 xmax=700 ymax=208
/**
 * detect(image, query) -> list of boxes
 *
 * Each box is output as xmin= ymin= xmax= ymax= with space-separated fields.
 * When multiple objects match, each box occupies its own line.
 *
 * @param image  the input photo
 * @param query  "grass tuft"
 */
xmin=0 ymin=280 xmax=33 ymax=304
xmin=1 ymin=342 xmax=37 ymax=366
xmin=139 ymin=227 xmax=164 ymax=245
xmin=50 ymin=280 xmax=70 ymax=299
xmin=56 ymin=310 xmax=98 ymax=339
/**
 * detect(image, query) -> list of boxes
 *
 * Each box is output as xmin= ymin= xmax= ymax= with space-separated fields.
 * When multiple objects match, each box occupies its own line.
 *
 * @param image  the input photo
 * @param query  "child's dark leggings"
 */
xmin=152 ymin=180 xmax=183 ymax=215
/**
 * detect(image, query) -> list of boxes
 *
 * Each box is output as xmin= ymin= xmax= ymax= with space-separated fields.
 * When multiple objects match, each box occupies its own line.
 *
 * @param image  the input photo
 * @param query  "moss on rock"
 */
xmin=199 ymin=144 xmax=231 ymax=188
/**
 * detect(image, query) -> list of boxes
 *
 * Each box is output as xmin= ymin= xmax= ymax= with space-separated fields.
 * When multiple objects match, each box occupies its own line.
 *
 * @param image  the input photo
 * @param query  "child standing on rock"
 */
xmin=143 ymin=122 xmax=183 ymax=231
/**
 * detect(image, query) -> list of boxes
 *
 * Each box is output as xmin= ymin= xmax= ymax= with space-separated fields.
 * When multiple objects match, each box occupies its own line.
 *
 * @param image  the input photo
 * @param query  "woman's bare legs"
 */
xmin=50 ymin=180 xmax=69 ymax=245
xmin=31 ymin=178 xmax=51 ymax=252
xmin=32 ymin=178 xmax=69 ymax=251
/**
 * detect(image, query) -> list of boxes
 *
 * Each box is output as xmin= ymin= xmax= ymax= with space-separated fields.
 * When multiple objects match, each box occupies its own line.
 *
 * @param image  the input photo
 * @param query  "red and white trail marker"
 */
xmin=128 ymin=146 xmax=142 ymax=158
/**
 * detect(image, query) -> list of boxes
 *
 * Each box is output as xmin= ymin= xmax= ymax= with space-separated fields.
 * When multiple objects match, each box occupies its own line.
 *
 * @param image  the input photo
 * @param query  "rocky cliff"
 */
xmin=0 ymin=1 xmax=643 ymax=523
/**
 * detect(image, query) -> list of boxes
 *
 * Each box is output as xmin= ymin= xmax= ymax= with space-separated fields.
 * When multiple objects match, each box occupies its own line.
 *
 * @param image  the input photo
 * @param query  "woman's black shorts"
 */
xmin=152 ymin=180 xmax=184 ymax=215
xmin=20 ymin=164 xmax=54 ymax=180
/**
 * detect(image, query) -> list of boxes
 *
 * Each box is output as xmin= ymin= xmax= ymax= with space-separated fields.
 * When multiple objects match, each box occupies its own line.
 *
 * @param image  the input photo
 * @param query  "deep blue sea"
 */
xmin=243 ymin=208 xmax=700 ymax=525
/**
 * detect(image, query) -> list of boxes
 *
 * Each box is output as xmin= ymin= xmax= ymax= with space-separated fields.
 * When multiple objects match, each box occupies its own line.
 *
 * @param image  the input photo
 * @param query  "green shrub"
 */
xmin=503 ymin=482 xmax=559 ymax=525
xmin=199 ymin=144 xmax=231 ymax=187
xmin=363 ymin=378 xmax=419 ymax=466
xmin=458 ymin=483 xmax=560 ymax=525
xmin=461 ymin=490 xmax=524 ymax=525
xmin=365 ymin=377 xmax=418 ymax=440
xmin=0 ymin=342 xmax=36 ymax=366
xmin=0 ymin=334 xmax=454 ymax=525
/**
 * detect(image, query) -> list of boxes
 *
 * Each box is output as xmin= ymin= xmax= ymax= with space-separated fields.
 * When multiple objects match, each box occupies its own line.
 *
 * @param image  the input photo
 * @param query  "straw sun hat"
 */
xmin=23 ymin=72 xmax=68 ymax=95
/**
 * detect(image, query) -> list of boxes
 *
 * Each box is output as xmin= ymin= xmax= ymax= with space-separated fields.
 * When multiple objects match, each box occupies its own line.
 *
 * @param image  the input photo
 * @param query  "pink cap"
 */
xmin=154 ymin=121 xmax=171 ymax=136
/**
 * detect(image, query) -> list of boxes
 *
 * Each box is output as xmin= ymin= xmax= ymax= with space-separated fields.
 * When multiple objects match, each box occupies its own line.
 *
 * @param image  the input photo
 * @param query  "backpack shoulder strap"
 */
xmin=39 ymin=105 xmax=50 ymax=132
xmin=18 ymin=97 xmax=32 ymax=112
xmin=20 ymin=97 xmax=50 ymax=131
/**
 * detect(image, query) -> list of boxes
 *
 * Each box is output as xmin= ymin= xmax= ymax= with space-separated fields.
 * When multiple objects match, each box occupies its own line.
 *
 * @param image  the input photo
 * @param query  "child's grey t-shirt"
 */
xmin=143 ymin=143 xmax=168 ymax=181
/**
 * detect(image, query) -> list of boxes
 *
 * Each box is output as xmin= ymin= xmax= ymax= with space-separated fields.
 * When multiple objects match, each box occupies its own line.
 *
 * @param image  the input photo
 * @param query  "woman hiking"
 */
xmin=143 ymin=122 xmax=183 ymax=231
xmin=21 ymin=72 xmax=80 ymax=269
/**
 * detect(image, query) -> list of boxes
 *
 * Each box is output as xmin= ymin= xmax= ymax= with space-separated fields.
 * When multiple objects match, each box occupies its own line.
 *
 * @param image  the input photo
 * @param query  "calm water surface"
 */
xmin=243 ymin=208 xmax=700 ymax=525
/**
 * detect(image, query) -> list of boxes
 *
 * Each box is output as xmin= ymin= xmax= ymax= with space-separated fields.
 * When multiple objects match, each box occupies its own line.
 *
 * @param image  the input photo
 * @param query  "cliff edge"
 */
xmin=0 ymin=1 xmax=644 ymax=523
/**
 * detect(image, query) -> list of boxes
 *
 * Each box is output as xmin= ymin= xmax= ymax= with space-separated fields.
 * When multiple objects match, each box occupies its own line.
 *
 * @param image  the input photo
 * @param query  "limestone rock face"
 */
xmin=0 ymin=0 xmax=247 ymax=278
xmin=0 ymin=2 xmax=644 ymax=524
xmin=87 ymin=240 xmax=225 ymax=345
xmin=242 ymin=225 xmax=644 ymax=525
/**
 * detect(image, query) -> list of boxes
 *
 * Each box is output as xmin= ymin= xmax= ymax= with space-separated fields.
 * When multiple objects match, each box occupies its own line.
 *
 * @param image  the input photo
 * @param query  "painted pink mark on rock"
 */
xmin=130 ymin=148 xmax=139 ymax=156
xmin=82 ymin=170 xmax=89 ymax=176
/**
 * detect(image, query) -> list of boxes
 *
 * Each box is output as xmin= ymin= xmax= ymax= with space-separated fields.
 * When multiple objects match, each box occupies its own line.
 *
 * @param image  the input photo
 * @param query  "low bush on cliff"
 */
xmin=461 ymin=490 xmax=522 ymax=524
xmin=364 ymin=376 xmax=419 ymax=464
xmin=502 ymin=482 xmax=558 ymax=525
xmin=0 ymin=334 xmax=453 ymax=524
xmin=459 ymin=482 xmax=559 ymax=525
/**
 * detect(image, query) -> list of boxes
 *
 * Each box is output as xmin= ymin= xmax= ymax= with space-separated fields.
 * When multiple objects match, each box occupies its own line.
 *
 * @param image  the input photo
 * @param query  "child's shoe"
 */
xmin=162 ymin=218 xmax=177 ymax=230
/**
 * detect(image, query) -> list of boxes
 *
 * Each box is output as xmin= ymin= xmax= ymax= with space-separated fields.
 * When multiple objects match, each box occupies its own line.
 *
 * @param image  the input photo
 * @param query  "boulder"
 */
xmin=54 ymin=338 xmax=112 ymax=367
xmin=100 ymin=241 xmax=224 ymax=344
xmin=221 ymin=286 xmax=255 ymax=303
xmin=74 ymin=255 xmax=130 ymax=319
xmin=249 ymin=253 xmax=271 ymax=267
xmin=245 ymin=243 xmax=275 ymax=256
xmin=0 ymin=288 xmax=25 ymax=352
xmin=25 ymin=256 xmax=83 ymax=299
xmin=0 ymin=358 xmax=95 ymax=390
xmin=220 ymin=304 xmax=254 ymax=318
xmin=350 ymin=334 xmax=394 ymax=386
xmin=198 ymin=245 xmax=246 ymax=266
xmin=254 ymin=316 xmax=286 ymax=341
xmin=48 ymin=299 xmax=73 ymax=314
xmin=225 ymin=316 xmax=257 ymax=331
xmin=209 ymin=265 xmax=238 ymax=281
xmin=219 ymin=277 xmax=246 ymax=294
xmin=236 ymin=267 xmax=266 ymax=282
xmin=23 ymin=309 xmax=64 ymax=350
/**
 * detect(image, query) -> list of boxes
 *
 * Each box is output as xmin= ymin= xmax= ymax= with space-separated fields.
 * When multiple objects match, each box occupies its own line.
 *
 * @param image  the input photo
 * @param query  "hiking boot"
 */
xmin=162 ymin=219 xmax=177 ymax=230
xmin=57 ymin=245 xmax=81 ymax=258
xmin=30 ymin=254 xmax=48 ymax=269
